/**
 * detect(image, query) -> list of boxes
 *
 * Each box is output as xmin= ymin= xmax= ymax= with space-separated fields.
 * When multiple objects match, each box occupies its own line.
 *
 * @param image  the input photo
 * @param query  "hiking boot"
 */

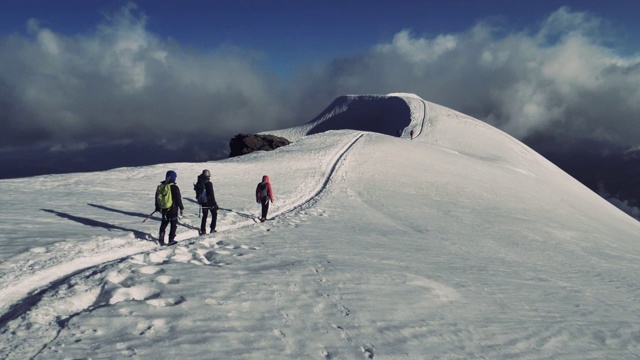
xmin=260 ymin=217 xmax=266 ymax=222
xmin=168 ymin=239 xmax=178 ymax=246
xmin=198 ymin=229 xmax=205 ymax=236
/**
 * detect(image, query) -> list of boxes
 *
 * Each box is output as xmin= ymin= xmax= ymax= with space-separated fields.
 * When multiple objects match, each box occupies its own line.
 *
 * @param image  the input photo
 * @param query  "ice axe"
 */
xmin=142 ymin=210 xmax=157 ymax=223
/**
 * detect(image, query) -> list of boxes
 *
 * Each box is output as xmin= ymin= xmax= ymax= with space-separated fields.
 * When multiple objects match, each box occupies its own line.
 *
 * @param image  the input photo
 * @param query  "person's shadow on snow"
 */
xmin=87 ymin=203 xmax=152 ymax=220
xmin=218 ymin=207 xmax=257 ymax=220
xmin=88 ymin=203 xmax=197 ymax=231
xmin=183 ymin=200 xmax=257 ymax=220
xmin=41 ymin=209 xmax=154 ymax=241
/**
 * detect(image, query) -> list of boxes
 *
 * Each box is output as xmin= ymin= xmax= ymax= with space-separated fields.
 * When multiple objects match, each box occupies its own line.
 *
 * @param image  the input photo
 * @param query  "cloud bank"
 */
xmin=1 ymin=5 xmax=639 ymax=162
xmin=299 ymin=7 xmax=640 ymax=150
xmin=0 ymin=4 xmax=294 ymax=150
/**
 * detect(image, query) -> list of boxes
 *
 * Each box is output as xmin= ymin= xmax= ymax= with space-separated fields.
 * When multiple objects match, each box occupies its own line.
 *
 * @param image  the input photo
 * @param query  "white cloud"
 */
xmin=298 ymin=7 xmax=640 ymax=149
xmin=376 ymin=30 xmax=457 ymax=63
xmin=0 ymin=4 xmax=293 ymax=148
xmin=1 ymin=5 xmax=640 ymax=155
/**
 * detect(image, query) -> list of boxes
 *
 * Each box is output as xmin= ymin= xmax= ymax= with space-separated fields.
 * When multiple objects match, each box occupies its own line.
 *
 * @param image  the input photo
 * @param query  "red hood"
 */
xmin=262 ymin=175 xmax=270 ymax=183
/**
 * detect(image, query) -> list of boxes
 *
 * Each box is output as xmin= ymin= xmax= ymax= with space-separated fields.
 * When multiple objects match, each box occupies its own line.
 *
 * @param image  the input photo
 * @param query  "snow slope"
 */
xmin=1 ymin=94 xmax=640 ymax=359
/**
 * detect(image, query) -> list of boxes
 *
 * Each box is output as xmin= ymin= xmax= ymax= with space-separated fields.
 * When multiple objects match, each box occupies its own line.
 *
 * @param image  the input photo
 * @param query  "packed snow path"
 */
xmin=397 ymin=93 xmax=427 ymax=139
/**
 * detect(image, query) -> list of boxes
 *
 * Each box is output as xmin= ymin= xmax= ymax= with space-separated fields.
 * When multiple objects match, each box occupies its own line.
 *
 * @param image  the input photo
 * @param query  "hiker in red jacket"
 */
xmin=255 ymin=175 xmax=274 ymax=222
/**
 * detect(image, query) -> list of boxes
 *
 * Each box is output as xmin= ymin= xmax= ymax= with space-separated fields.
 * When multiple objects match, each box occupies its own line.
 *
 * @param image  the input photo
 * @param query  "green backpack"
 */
xmin=156 ymin=183 xmax=173 ymax=210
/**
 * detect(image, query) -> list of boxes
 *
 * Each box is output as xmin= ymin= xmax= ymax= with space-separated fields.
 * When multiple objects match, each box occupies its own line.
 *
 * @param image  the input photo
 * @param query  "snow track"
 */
xmin=417 ymin=98 xmax=427 ymax=136
xmin=275 ymin=133 xmax=364 ymax=218
xmin=408 ymin=96 xmax=428 ymax=138
xmin=0 ymin=132 xmax=366 ymax=331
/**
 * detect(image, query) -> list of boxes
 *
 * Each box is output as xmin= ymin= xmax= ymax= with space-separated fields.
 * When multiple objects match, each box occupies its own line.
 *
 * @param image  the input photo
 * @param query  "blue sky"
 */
xmin=3 ymin=0 xmax=639 ymax=76
xmin=1 ymin=0 xmax=640 ymax=158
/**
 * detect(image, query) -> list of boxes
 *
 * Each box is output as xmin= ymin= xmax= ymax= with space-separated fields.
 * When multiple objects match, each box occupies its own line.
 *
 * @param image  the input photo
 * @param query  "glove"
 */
xmin=180 ymin=209 xmax=184 ymax=217
xmin=214 ymin=204 xmax=219 ymax=211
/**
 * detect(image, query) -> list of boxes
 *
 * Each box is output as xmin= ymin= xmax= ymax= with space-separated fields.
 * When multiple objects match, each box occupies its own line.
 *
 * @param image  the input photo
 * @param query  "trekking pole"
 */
xmin=142 ymin=210 xmax=156 ymax=223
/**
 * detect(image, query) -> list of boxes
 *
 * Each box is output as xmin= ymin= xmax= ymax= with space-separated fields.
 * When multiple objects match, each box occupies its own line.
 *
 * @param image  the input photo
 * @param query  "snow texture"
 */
xmin=1 ymin=93 xmax=640 ymax=359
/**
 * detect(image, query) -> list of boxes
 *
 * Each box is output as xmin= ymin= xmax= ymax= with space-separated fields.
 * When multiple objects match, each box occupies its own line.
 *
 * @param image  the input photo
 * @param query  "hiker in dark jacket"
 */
xmin=255 ymin=175 xmax=274 ymax=222
xmin=155 ymin=170 xmax=184 ymax=246
xmin=198 ymin=169 xmax=219 ymax=235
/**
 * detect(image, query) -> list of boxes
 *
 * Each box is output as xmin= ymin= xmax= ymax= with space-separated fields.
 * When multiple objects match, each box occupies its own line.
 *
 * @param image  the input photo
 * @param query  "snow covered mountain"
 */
xmin=1 ymin=94 xmax=640 ymax=359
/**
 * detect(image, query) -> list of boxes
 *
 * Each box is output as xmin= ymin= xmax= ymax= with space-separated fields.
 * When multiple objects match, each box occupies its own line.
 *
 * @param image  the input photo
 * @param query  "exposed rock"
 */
xmin=229 ymin=133 xmax=291 ymax=158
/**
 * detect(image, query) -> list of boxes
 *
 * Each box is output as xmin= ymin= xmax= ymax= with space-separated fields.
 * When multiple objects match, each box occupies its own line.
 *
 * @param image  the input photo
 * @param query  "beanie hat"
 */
xmin=166 ymin=170 xmax=177 ymax=183
xmin=202 ymin=169 xmax=211 ymax=178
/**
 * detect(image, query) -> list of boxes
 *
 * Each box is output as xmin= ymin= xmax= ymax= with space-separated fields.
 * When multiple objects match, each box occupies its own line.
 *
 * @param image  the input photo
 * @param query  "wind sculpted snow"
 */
xmin=1 ymin=94 xmax=640 ymax=359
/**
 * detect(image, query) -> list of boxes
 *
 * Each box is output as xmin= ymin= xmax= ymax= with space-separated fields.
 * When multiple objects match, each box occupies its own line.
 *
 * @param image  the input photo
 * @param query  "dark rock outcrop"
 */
xmin=229 ymin=133 xmax=291 ymax=158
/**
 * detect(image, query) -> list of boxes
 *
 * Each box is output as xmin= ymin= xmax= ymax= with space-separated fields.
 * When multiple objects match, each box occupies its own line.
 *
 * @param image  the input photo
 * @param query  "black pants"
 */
xmin=201 ymin=207 xmax=218 ymax=233
xmin=260 ymin=200 xmax=270 ymax=219
xmin=159 ymin=210 xmax=178 ymax=243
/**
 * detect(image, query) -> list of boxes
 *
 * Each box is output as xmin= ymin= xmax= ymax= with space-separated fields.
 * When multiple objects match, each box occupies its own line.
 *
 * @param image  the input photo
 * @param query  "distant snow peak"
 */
xmin=279 ymin=93 xmax=424 ymax=139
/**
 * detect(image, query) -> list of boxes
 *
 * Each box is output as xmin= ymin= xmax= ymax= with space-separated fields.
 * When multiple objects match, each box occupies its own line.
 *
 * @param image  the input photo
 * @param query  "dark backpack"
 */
xmin=257 ymin=182 xmax=268 ymax=199
xmin=194 ymin=180 xmax=208 ymax=205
